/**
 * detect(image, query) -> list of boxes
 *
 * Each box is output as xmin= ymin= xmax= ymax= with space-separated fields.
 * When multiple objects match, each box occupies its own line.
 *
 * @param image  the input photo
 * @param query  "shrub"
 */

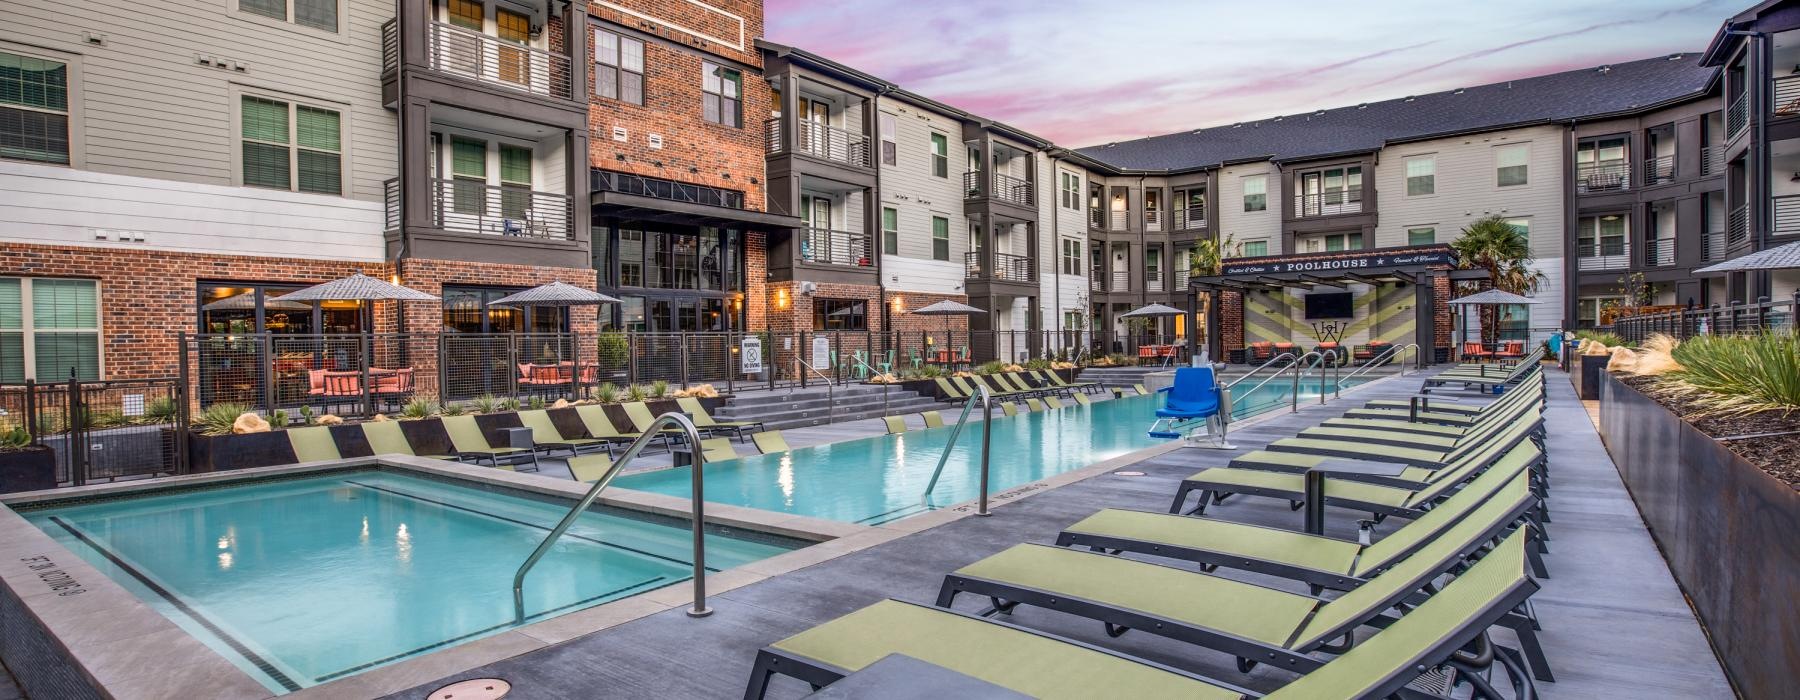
xmin=298 ymin=405 xmax=317 ymax=426
xmin=270 ymin=409 xmax=289 ymax=428
xmin=1632 ymin=335 xmax=1683 ymax=377
xmin=527 ymin=395 xmax=547 ymax=410
xmin=400 ymin=397 xmax=436 ymax=420
xmin=141 ymin=397 xmax=179 ymax=424
xmin=500 ymin=396 xmax=521 ymax=411
xmin=974 ymin=360 xmax=1008 ymax=375
xmin=0 ymin=427 xmax=31 ymax=451
xmin=650 ymin=380 xmax=669 ymax=398
xmin=593 ymin=383 xmax=620 ymax=404
xmin=625 ymin=384 xmax=648 ymax=402
xmin=597 ymin=330 xmax=628 ymax=368
xmin=438 ymin=402 xmax=467 ymax=417
xmin=1023 ymin=358 xmax=1052 ymax=371
xmin=1662 ymin=332 xmax=1800 ymax=417
xmin=197 ymin=404 xmax=252 ymax=436
xmin=1576 ymin=331 xmax=1625 ymax=348
xmin=472 ymin=395 xmax=500 ymax=414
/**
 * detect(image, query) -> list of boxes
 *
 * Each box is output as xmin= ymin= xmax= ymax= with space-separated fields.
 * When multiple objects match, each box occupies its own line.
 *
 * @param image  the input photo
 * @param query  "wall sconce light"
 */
xmin=774 ymin=288 xmax=789 ymax=310
xmin=389 ymin=273 xmax=402 ymax=286
xmin=1790 ymin=171 xmax=1800 ymax=182
xmin=891 ymin=296 xmax=905 ymax=313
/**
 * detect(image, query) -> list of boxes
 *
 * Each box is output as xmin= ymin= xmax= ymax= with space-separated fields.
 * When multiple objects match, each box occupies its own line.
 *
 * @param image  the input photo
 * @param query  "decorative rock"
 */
xmin=552 ymin=398 xmax=570 ymax=408
xmin=232 ymin=413 xmax=271 ymax=434
xmin=317 ymin=415 xmax=344 ymax=426
xmin=371 ymin=414 xmax=389 ymax=422
xmin=1607 ymin=347 xmax=1639 ymax=373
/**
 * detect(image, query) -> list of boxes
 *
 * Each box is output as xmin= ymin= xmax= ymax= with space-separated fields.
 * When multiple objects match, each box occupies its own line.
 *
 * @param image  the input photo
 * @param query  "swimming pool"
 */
xmin=615 ymin=377 xmax=1368 ymax=525
xmin=19 ymin=470 xmax=799 ymax=693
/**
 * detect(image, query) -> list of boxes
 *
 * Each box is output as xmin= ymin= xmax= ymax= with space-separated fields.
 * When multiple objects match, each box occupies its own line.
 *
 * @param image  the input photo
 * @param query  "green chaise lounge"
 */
xmin=440 ymin=415 xmax=540 ymax=471
xmin=677 ymin=397 xmax=762 ymax=442
xmin=516 ymin=409 xmax=612 ymax=458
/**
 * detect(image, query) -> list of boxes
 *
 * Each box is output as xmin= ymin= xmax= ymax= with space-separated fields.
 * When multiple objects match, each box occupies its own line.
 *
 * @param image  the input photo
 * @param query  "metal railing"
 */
xmin=1144 ymin=269 xmax=1165 ymax=292
xmin=794 ymin=357 xmax=835 ymax=424
xmin=920 ymin=384 xmax=993 ymax=515
xmin=1110 ymin=270 xmax=1130 ymax=292
xmin=1173 ymin=206 xmax=1206 ymax=230
xmin=1173 ymin=267 xmax=1190 ymax=291
xmin=1646 ymin=237 xmax=1676 ymax=267
xmin=1089 ymin=209 xmax=1104 ymax=229
xmin=511 ymin=412 xmax=708 ymax=623
xmin=1292 ymin=351 xmax=1331 ymax=410
xmin=1337 ymin=343 xmax=1418 ymax=388
xmin=1774 ymin=75 xmax=1800 ymax=116
xmin=1576 ymin=241 xmax=1630 ymax=271
xmin=1089 ymin=273 xmax=1105 ymax=292
xmin=0 ymin=374 xmax=189 ymax=485
xmin=1144 ymin=209 xmax=1163 ymax=232
xmin=592 ymin=169 xmax=746 ymax=209
xmin=1293 ymin=190 xmax=1363 ymax=217
xmin=963 ymin=171 xmax=1034 ymax=207
xmin=1728 ymin=93 xmax=1749 ymax=140
xmin=801 ymin=228 xmax=874 ymax=268
xmin=1576 ymin=161 xmax=1630 ymax=193
xmin=1644 ymin=155 xmax=1675 ymax=186
xmin=1729 ymin=204 xmax=1750 ymax=246
xmin=415 ymin=178 xmax=574 ymax=239
xmin=1108 ymin=210 xmax=1129 ymax=231
xmin=1775 ymin=195 xmax=1800 ymax=236
xmin=1700 ymin=146 xmax=1721 ymax=176
xmin=428 ymin=21 xmax=573 ymax=100
xmin=1703 ymin=229 xmax=1728 ymax=261
xmin=765 ymin=118 xmax=872 ymax=168
xmin=1612 ymin=293 xmax=1799 ymax=343
xmin=1225 ymin=352 xmax=1298 ymax=391
xmin=965 ymin=251 xmax=1035 ymax=282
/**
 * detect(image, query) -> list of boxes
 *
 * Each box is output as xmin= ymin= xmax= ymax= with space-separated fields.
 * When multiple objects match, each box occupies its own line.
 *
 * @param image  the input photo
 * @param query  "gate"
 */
xmin=0 ymin=373 xmax=189 ymax=487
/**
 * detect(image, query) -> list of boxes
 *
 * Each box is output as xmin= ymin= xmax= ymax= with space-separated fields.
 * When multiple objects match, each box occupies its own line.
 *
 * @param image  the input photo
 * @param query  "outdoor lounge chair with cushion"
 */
xmin=1321 ymin=376 xmax=1544 ymax=440
xmin=1133 ymin=383 xmax=1150 ymax=395
xmin=1009 ymin=372 xmax=1068 ymax=397
xmin=1232 ymin=402 xmax=1540 ymax=470
xmin=568 ymin=453 xmax=613 ymax=482
xmin=287 ymin=426 xmax=341 ymax=463
xmin=1296 ymin=388 xmax=1541 ymax=450
xmin=1044 ymin=396 xmax=1066 ymax=410
xmin=933 ymin=377 xmax=970 ymax=403
xmin=572 ymin=405 xmax=654 ymax=450
xmin=677 ymin=397 xmax=763 ymax=442
xmin=884 ymin=416 xmax=908 ymax=434
xmin=1423 ymin=350 xmax=1544 ymax=393
xmin=1072 ymin=392 xmax=1092 ymax=406
xmin=1025 ymin=398 xmax=1046 ymax=412
xmin=1035 ymin=369 xmax=1101 ymax=394
xmin=360 ymin=420 xmax=452 ymax=460
xmin=440 ymin=415 xmax=540 ymax=471
xmin=698 ymin=437 xmax=738 ymax=463
xmin=745 ymin=529 xmax=1543 ymax=700
xmin=751 ymin=430 xmax=790 ymax=454
xmin=623 ymin=402 xmax=687 ymax=445
xmin=921 ymin=410 xmax=946 ymax=428
xmin=971 ymin=374 xmax=1033 ymax=399
xmin=516 ymin=409 xmax=612 ymax=458
xmin=999 ymin=402 xmax=1019 ymax=417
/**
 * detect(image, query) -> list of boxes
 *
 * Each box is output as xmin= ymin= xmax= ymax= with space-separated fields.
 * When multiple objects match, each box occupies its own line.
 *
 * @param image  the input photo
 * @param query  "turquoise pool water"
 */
xmin=616 ymin=377 xmax=1365 ymax=525
xmin=20 ymin=471 xmax=797 ymax=693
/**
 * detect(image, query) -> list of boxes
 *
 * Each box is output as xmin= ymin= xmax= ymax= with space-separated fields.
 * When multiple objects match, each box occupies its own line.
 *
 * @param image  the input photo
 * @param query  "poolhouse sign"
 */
xmin=1221 ymin=250 xmax=1454 ymax=276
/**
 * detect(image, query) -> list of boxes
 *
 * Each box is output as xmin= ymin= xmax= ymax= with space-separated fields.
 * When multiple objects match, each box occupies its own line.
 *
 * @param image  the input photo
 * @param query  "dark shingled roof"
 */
xmin=1075 ymin=53 xmax=1718 ymax=172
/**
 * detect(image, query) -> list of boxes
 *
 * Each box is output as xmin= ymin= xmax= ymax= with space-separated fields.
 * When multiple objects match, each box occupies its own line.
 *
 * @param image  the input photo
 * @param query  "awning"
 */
xmin=592 ymin=191 xmax=805 ymax=229
xmin=1189 ymin=246 xmax=1454 ymax=291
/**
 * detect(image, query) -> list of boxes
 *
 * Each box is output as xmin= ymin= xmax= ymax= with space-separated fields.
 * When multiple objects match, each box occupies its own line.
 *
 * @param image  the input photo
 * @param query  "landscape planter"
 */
xmin=0 ymin=446 xmax=57 ymax=493
xmin=187 ymin=430 xmax=296 ymax=473
xmin=1598 ymin=372 xmax=1800 ymax=698
xmin=1570 ymin=353 xmax=1611 ymax=400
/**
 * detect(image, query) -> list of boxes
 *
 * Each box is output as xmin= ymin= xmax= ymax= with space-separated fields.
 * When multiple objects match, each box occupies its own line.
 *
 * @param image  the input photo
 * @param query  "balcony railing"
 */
xmin=1775 ymin=75 xmax=1800 ymax=116
xmin=1775 ymin=195 xmax=1800 ymax=236
xmin=381 ymin=18 xmax=398 ymax=74
xmin=1293 ymin=189 xmax=1362 ymax=217
xmin=1089 ymin=271 xmax=1105 ymax=292
xmin=1703 ymin=230 xmax=1727 ymax=261
xmin=764 ymin=118 xmax=871 ymax=169
xmin=1172 ymin=206 xmax=1206 ymax=230
xmin=1088 ymin=209 xmax=1104 ymax=229
xmin=592 ymin=169 xmax=744 ymax=209
xmin=1645 ymin=237 xmax=1676 ymax=267
xmin=1144 ymin=209 xmax=1163 ymax=232
xmin=964 ymin=172 xmax=1034 ymax=207
xmin=418 ymin=178 xmax=574 ymax=239
xmin=428 ymin=21 xmax=573 ymax=100
xmin=1145 ymin=269 xmax=1164 ymax=292
xmin=799 ymin=228 xmax=873 ymax=268
xmin=1576 ymin=161 xmax=1630 ymax=193
xmin=1108 ymin=210 xmax=1129 ymax=231
xmin=1173 ymin=267 xmax=1190 ymax=290
xmin=964 ymin=251 xmax=1035 ymax=282
xmin=1700 ymin=146 xmax=1721 ymax=177
xmin=384 ymin=178 xmax=401 ymax=231
xmin=1577 ymin=241 xmax=1630 ymax=271
xmin=1729 ymin=204 xmax=1750 ymax=247
xmin=1727 ymin=93 xmax=1748 ymax=140
xmin=1110 ymin=270 xmax=1129 ymax=292
xmin=1644 ymin=155 xmax=1675 ymax=186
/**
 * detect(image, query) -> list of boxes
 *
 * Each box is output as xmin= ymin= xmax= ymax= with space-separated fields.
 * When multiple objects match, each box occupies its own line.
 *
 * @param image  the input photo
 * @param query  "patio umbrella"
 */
xmin=1693 ymin=239 xmax=1800 ymax=274
xmin=1448 ymin=289 xmax=1540 ymax=353
xmin=911 ymin=300 xmax=987 ymax=360
xmin=201 ymin=293 xmax=310 ymax=311
xmin=488 ymin=281 xmax=621 ymax=308
xmin=278 ymin=272 xmax=439 ymax=303
xmin=1118 ymin=303 xmax=1184 ymax=317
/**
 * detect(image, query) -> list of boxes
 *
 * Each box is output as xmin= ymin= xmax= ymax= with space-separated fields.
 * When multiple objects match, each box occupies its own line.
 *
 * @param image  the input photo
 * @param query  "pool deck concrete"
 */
xmin=385 ymin=368 xmax=1734 ymax=699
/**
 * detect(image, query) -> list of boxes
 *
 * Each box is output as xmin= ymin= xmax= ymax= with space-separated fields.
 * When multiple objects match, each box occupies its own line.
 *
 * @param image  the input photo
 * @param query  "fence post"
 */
xmin=361 ymin=334 xmax=376 ymax=416
xmin=175 ymin=367 xmax=191 ymax=475
xmin=627 ymin=332 xmax=638 ymax=386
xmin=22 ymin=379 xmax=37 ymax=444
xmin=67 ymin=370 xmax=86 ymax=487
xmin=437 ymin=333 xmax=449 ymax=403
xmin=798 ymin=331 xmax=808 ymax=389
xmin=724 ymin=333 xmax=734 ymax=395
xmin=678 ymin=333 xmax=691 ymax=390
xmin=260 ymin=333 xmax=275 ymax=413
xmin=1757 ymin=296 xmax=1771 ymax=330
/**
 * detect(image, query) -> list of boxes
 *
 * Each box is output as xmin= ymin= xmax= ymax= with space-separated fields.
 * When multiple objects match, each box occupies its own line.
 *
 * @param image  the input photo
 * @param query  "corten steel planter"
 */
xmin=1570 ymin=353 xmax=1612 ymax=400
xmin=1598 ymin=372 xmax=1800 ymax=698
xmin=187 ymin=430 xmax=296 ymax=473
xmin=0 ymin=446 xmax=57 ymax=493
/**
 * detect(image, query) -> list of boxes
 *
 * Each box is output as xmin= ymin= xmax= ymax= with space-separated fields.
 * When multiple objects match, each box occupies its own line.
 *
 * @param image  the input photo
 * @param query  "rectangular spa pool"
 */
xmin=18 ymin=470 xmax=801 ymax=694
xmin=615 ymin=378 xmax=1367 ymax=525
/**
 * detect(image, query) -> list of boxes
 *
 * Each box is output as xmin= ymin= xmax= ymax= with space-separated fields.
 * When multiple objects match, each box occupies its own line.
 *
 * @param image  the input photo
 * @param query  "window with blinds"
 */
xmin=1495 ymin=144 xmax=1529 ymax=187
xmin=451 ymin=136 xmax=487 ymax=215
xmin=499 ymin=143 xmax=531 ymax=219
xmin=241 ymin=96 xmax=341 ymax=194
xmin=881 ymin=207 xmax=898 ymax=255
xmin=0 ymin=52 xmax=72 ymax=165
xmin=239 ymin=0 xmax=336 ymax=31
xmin=0 ymin=277 xmax=100 ymax=382
xmin=931 ymin=216 xmax=949 ymax=260
xmin=702 ymin=61 xmax=741 ymax=127
xmin=1405 ymin=156 xmax=1435 ymax=196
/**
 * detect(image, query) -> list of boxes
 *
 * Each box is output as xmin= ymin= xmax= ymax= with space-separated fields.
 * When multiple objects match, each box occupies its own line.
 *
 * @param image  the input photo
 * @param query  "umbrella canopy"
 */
xmin=278 ymin=273 xmax=439 ymax=303
xmin=911 ymin=299 xmax=986 ymax=316
xmin=201 ymin=293 xmax=310 ymax=311
xmin=1120 ymin=303 xmax=1185 ymax=318
xmin=489 ymin=281 xmax=621 ymax=308
xmin=1693 ymin=240 xmax=1800 ymax=274
xmin=1448 ymin=289 xmax=1540 ymax=306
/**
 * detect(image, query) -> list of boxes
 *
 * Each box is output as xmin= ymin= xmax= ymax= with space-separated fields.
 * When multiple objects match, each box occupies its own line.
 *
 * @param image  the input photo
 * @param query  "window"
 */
xmin=882 ymin=207 xmax=898 ymax=255
xmin=240 ymin=95 xmax=341 ymax=194
xmin=931 ymin=216 xmax=949 ymax=260
xmin=1496 ymin=304 xmax=1529 ymax=340
xmin=1241 ymin=240 xmax=1268 ymax=257
xmin=878 ymin=113 xmax=897 ymax=166
xmin=593 ymin=29 xmax=644 ymax=105
xmin=449 ymin=135 xmax=486 ymax=214
xmin=1577 ymin=297 xmax=1625 ymax=326
xmin=446 ymin=0 xmax=481 ymax=29
xmin=1495 ymin=144 xmax=1529 ymax=187
xmin=1504 ymin=217 xmax=1530 ymax=242
xmin=498 ymin=143 xmax=532 ymax=219
xmin=702 ymin=61 xmax=741 ymax=127
xmin=619 ymin=229 xmax=644 ymax=286
xmin=1060 ymin=172 xmax=1081 ymax=210
xmin=1061 ymin=238 xmax=1082 ymax=276
xmin=1405 ymin=157 xmax=1435 ymax=196
xmin=443 ymin=285 xmax=567 ymax=334
xmin=1308 ymin=233 xmax=1363 ymax=252
xmin=1 ymin=277 xmax=100 ymax=382
xmin=929 ymin=132 xmax=948 ymax=178
xmin=0 ymin=52 xmax=70 ymax=165
xmin=240 ymin=0 xmax=336 ymax=31
xmin=1242 ymin=175 xmax=1266 ymax=212
xmin=813 ymin=298 xmax=867 ymax=331
xmin=1407 ymin=227 xmax=1436 ymax=246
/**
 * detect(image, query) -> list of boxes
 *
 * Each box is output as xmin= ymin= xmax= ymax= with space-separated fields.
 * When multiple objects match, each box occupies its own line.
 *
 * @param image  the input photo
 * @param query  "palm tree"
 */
xmin=1450 ymin=216 xmax=1546 ymax=344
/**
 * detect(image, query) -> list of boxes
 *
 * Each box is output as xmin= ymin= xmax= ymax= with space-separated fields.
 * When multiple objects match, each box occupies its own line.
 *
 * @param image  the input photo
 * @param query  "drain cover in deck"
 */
xmin=1113 ymin=471 xmax=1146 ymax=477
xmin=431 ymin=679 xmax=511 ymax=700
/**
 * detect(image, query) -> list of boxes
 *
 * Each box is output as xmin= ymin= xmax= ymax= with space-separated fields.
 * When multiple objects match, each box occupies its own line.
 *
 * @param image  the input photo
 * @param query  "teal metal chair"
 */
xmin=853 ymin=350 xmax=870 ymax=379
xmin=878 ymin=349 xmax=894 ymax=375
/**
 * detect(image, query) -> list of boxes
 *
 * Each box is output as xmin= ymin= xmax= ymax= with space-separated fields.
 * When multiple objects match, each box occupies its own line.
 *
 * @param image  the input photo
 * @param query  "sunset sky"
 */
xmin=763 ymin=0 xmax=1734 ymax=146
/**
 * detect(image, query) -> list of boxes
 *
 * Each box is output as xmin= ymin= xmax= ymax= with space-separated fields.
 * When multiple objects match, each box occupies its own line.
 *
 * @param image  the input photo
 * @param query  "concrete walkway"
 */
xmin=387 ymin=369 xmax=1731 ymax=699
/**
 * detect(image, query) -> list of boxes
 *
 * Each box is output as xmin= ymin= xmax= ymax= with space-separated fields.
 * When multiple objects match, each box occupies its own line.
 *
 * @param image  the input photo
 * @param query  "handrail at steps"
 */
xmin=851 ymin=354 xmax=888 ymax=416
xmin=1337 ymin=343 xmax=1419 ymax=388
xmin=1290 ymin=351 xmax=1327 ymax=412
xmin=1227 ymin=351 xmax=1299 ymax=390
xmin=920 ymin=384 xmax=995 ymax=515
xmin=511 ymin=412 xmax=710 ymax=622
xmin=795 ymin=357 xmax=835 ymax=424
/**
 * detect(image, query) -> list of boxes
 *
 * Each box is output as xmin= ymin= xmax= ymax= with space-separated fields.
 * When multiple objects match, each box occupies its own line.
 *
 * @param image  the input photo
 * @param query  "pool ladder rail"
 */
xmin=511 ymin=412 xmax=712 ymax=623
xmin=919 ymin=383 xmax=995 ymax=516
xmin=1336 ymin=343 xmax=1419 ymax=389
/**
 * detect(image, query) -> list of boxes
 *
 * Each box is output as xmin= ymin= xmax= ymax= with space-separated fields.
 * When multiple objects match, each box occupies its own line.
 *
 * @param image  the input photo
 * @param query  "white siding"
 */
xmin=877 ymin=98 xmax=968 ymax=294
xmin=1217 ymin=162 xmax=1281 ymax=254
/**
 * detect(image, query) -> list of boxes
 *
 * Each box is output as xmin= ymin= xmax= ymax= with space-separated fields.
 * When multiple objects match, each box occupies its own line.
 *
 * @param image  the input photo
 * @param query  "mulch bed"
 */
xmin=1615 ymin=373 xmax=1800 ymax=489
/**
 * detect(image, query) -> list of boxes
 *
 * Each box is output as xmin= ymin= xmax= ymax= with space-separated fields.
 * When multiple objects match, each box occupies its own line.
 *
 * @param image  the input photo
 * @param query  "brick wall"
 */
xmin=764 ymin=281 xmax=882 ymax=333
xmin=885 ymin=291 xmax=970 ymax=336
xmin=743 ymin=230 xmax=767 ymax=330
xmin=1220 ymin=290 xmax=1244 ymax=352
xmin=395 ymin=258 xmax=599 ymax=334
xmin=1433 ymin=274 xmax=1453 ymax=353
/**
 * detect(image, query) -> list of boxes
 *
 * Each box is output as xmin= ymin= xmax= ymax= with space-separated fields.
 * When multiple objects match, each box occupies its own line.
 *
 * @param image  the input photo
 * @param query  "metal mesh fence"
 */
xmin=1 ymin=376 xmax=185 ymax=486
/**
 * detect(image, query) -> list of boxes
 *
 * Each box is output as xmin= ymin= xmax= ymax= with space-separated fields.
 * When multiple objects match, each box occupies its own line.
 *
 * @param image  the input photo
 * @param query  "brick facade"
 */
xmin=395 ymin=258 xmax=600 ymax=334
xmin=884 ymin=291 xmax=971 ymax=336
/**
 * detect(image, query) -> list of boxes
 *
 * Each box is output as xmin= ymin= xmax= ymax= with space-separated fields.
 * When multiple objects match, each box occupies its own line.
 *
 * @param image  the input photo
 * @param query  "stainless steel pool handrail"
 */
xmin=920 ymin=384 xmax=995 ymax=515
xmin=1336 ymin=343 xmax=1419 ymax=388
xmin=795 ymin=357 xmax=835 ymax=424
xmin=1234 ymin=352 xmax=1302 ymax=400
xmin=1290 ymin=351 xmax=1327 ymax=412
xmin=511 ymin=412 xmax=711 ymax=623
xmin=1226 ymin=352 xmax=1299 ymax=390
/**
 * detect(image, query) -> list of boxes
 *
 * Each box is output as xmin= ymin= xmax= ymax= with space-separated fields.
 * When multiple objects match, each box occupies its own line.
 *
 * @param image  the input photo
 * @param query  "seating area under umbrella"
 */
xmin=489 ymin=282 xmax=621 ymax=395
xmin=1119 ymin=303 xmax=1186 ymax=366
xmin=910 ymin=300 xmax=987 ymax=369
xmin=1448 ymin=289 xmax=1540 ymax=362
xmin=277 ymin=273 xmax=441 ymax=411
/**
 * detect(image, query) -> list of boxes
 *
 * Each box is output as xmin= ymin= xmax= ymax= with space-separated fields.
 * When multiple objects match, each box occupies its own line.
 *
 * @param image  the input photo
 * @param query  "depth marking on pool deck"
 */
xmin=46 ymin=516 xmax=304 ymax=692
xmin=341 ymin=479 xmax=724 ymax=572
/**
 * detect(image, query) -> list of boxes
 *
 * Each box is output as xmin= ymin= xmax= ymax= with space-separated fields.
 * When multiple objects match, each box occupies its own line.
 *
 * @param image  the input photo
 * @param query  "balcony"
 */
xmin=1145 ymin=269 xmax=1165 ymax=293
xmin=1144 ymin=209 xmax=1163 ymax=232
xmin=1089 ymin=271 xmax=1105 ymax=292
xmin=1700 ymin=147 xmax=1722 ymax=177
xmin=1107 ymin=210 xmax=1129 ymax=231
xmin=426 ymin=22 xmax=573 ymax=101
xmin=1088 ymin=209 xmax=1104 ymax=229
xmin=964 ymin=172 xmax=1034 ymax=208
xmin=1111 ymin=270 xmax=1129 ymax=292
xmin=1644 ymin=156 xmax=1675 ymax=186
xmin=1644 ymin=237 xmax=1676 ymax=267
xmin=964 ymin=251 xmax=1035 ymax=283
xmin=1703 ymin=230 xmax=1727 ymax=261
xmin=1173 ymin=267 xmax=1190 ymax=290
xmin=1728 ymin=93 xmax=1748 ymax=140
xmin=764 ymin=118 xmax=871 ymax=169
xmin=1293 ymin=190 xmax=1362 ymax=218
xmin=1576 ymin=162 xmax=1630 ymax=193
xmin=382 ymin=178 xmax=574 ymax=239
xmin=1172 ymin=206 xmax=1206 ymax=230
xmin=1577 ymin=241 xmax=1630 ymax=271
xmin=592 ymin=170 xmax=744 ymax=209
xmin=799 ymin=228 xmax=874 ymax=268
xmin=1775 ymin=75 xmax=1800 ymax=117
xmin=1729 ymin=204 xmax=1750 ymax=246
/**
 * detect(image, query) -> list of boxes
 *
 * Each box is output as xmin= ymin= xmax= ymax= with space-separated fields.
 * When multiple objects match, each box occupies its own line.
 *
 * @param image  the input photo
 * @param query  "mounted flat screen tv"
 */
xmin=1304 ymin=292 xmax=1354 ymax=319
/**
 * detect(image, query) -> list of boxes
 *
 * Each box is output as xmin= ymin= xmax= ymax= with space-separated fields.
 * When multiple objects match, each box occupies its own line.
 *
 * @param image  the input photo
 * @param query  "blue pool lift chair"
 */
xmin=1147 ymin=366 xmax=1234 ymax=449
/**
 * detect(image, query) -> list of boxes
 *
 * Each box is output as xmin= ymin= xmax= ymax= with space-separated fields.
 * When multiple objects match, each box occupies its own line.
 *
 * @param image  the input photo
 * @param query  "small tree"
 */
xmin=1450 ymin=216 xmax=1545 ymax=344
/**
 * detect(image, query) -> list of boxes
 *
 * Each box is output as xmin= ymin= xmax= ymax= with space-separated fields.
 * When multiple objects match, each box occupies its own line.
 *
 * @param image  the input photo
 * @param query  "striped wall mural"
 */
xmin=1242 ymin=283 xmax=1417 ymax=347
